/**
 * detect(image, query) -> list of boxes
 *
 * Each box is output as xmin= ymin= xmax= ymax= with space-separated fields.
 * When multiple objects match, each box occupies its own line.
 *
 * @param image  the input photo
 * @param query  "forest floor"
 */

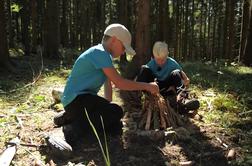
xmin=0 ymin=55 xmax=252 ymax=166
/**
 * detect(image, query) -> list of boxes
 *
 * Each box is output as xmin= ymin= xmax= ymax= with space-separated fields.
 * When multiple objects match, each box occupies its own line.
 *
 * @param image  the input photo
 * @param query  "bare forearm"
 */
xmin=181 ymin=71 xmax=190 ymax=86
xmin=103 ymin=67 xmax=159 ymax=94
xmin=114 ymin=78 xmax=149 ymax=91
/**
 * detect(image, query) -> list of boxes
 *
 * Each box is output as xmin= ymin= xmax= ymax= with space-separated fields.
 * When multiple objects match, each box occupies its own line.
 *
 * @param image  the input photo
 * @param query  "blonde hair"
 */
xmin=152 ymin=41 xmax=169 ymax=58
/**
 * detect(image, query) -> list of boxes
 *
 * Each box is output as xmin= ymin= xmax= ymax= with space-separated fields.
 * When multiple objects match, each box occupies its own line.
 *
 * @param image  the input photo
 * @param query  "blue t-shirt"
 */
xmin=61 ymin=44 xmax=113 ymax=107
xmin=146 ymin=57 xmax=182 ymax=81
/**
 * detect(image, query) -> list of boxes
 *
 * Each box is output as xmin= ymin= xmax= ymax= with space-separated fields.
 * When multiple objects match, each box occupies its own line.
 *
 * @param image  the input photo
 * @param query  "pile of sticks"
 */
xmin=139 ymin=93 xmax=183 ymax=130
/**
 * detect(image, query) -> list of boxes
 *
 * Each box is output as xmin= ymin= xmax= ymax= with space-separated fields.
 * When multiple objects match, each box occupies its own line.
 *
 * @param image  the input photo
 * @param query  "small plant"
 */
xmin=85 ymin=110 xmax=110 ymax=166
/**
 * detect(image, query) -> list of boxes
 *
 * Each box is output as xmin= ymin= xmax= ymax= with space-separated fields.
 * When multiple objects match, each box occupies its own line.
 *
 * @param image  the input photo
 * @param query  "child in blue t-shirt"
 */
xmin=136 ymin=41 xmax=199 ymax=114
xmin=54 ymin=24 xmax=159 ymax=146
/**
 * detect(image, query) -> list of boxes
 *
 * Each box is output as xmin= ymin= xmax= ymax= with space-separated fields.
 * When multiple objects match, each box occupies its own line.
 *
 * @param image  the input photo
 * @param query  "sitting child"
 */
xmin=136 ymin=41 xmax=200 ymax=114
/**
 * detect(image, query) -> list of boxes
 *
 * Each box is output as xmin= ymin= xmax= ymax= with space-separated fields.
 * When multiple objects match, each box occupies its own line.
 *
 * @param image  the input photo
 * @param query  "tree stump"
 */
xmin=139 ymin=93 xmax=183 ymax=130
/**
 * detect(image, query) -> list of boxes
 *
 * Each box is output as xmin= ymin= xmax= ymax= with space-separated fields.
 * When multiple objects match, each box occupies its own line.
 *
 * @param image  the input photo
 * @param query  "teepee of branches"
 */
xmin=139 ymin=93 xmax=183 ymax=130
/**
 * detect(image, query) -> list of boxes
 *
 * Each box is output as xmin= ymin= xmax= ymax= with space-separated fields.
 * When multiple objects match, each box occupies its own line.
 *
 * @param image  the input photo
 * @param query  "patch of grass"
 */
xmin=15 ymin=103 xmax=31 ymax=113
xmin=33 ymin=95 xmax=46 ymax=102
xmin=184 ymin=62 xmax=252 ymax=165
xmin=213 ymin=94 xmax=243 ymax=113
xmin=183 ymin=62 xmax=252 ymax=94
xmin=203 ymin=110 xmax=239 ymax=128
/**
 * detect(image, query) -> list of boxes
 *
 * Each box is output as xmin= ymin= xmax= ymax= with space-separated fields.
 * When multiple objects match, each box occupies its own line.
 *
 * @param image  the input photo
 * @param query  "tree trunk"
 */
xmin=157 ymin=0 xmax=169 ymax=43
xmin=189 ymin=0 xmax=195 ymax=60
xmin=239 ymin=0 xmax=250 ymax=63
xmin=37 ymin=0 xmax=45 ymax=46
xmin=118 ymin=0 xmax=129 ymax=63
xmin=125 ymin=0 xmax=150 ymax=79
xmin=243 ymin=0 xmax=252 ymax=66
xmin=203 ymin=1 xmax=207 ymax=59
xmin=224 ymin=0 xmax=235 ymax=60
xmin=31 ymin=0 xmax=38 ymax=52
xmin=14 ymin=11 xmax=20 ymax=42
xmin=217 ymin=1 xmax=225 ymax=60
xmin=43 ymin=0 xmax=60 ymax=58
xmin=7 ymin=0 xmax=14 ymax=48
xmin=199 ymin=1 xmax=204 ymax=59
xmin=174 ymin=0 xmax=180 ymax=59
xmin=80 ymin=0 xmax=91 ymax=50
xmin=183 ymin=0 xmax=189 ymax=60
xmin=20 ymin=0 xmax=31 ymax=56
xmin=207 ymin=0 xmax=211 ymax=60
xmin=0 ymin=0 xmax=12 ymax=71
xmin=212 ymin=2 xmax=217 ymax=61
xmin=61 ymin=0 xmax=69 ymax=48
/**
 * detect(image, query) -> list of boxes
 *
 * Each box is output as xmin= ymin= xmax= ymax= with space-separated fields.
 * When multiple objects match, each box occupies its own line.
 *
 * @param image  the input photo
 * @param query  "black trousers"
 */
xmin=63 ymin=94 xmax=123 ymax=137
xmin=136 ymin=65 xmax=185 ymax=96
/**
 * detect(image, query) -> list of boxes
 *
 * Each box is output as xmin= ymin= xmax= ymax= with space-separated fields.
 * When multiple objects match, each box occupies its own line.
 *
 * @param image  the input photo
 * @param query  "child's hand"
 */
xmin=184 ymin=78 xmax=190 ymax=88
xmin=148 ymin=82 xmax=159 ymax=94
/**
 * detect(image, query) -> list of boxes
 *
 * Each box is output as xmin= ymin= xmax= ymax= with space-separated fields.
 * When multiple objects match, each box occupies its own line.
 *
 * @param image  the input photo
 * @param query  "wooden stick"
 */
xmin=159 ymin=107 xmax=166 ymax=129
xmin=15 ymin=116 xmax=24 ymax=129
xmin=139 ymin=108 xmax=148 ymax=128
xmin=153 ymin=110 xmax=160 ymax=130
xmin=216 ymin=136 xmax=229 ymax=148
xmin=145 ymin=107 xmax=152 ymax=130
xmin=157 ymin=97 xmax=167 ymax=129
xmin=179 ymin=161 xmax=194 ymax=166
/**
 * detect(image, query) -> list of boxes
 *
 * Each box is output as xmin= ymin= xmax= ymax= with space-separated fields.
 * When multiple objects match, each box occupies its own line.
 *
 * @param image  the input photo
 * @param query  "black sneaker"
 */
xmin=54 ymin=111 xmax=71 ymax=127
xmin=184 ymin=99 xmax=200 ymax=111
xmin=178 ymin=99 xmax=200 ymax=114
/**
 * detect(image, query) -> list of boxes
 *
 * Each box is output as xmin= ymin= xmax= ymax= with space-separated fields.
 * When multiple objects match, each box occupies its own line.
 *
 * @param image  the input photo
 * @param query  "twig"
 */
xmin=6 ymin=142 xmax=46 ymax=149
xmin=239 ymin=110 xmax=252 ymax=116
xmin=145 ymin=107 xmax=152 ymax=130
xmin=215 ymin=136 xmax=229 ymax=149
xmin=15 ymin=115 xmax=24 ymax=129
xmin=153 ymin=111 xmax=160 ymax=130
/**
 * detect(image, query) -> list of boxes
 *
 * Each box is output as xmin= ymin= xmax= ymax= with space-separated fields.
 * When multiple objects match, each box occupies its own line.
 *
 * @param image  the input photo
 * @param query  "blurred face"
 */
xmin=110 ymin=37 xmax=125 ymax=58
xmin=154 ymin=56 xmax=167 ymax=67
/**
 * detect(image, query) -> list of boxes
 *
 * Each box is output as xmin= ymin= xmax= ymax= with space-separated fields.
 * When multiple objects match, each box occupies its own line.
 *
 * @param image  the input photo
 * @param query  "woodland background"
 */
xmin=0 ymin=1 xmax=252 ymax=165
xmin=0 ymin=0 xmax=252 ymax=74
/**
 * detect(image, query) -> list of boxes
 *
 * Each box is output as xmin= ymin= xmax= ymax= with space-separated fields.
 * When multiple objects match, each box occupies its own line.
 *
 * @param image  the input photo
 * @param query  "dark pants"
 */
xmin=136 ymin=65 xmax=185 ymax=96
xmin=63 ymin=94 xmax=123 ymax=140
